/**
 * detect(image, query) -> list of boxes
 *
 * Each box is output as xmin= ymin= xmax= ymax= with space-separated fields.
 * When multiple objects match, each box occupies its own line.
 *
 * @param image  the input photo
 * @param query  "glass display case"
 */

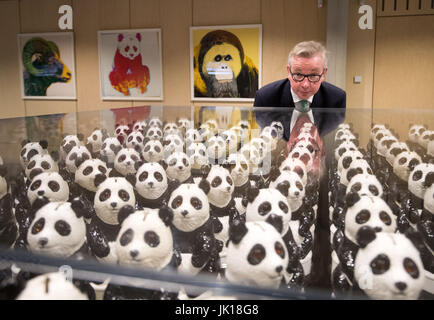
xmin=0 ymin=105 xmax=432 ymax=300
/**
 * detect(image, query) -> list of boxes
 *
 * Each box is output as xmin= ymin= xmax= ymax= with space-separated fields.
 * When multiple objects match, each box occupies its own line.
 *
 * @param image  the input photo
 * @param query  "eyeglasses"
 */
xmin=289 ymin=66 xmax=324 ymax=83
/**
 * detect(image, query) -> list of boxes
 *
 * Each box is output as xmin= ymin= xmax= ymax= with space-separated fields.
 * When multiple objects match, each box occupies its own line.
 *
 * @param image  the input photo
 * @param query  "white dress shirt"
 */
xmin=290 ymin=88 xmax=314 ymax=133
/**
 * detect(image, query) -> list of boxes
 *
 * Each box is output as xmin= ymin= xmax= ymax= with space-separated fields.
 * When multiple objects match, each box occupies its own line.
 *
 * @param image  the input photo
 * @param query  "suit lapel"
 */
xmin=310 ymin=90 xmax=323 ymax=129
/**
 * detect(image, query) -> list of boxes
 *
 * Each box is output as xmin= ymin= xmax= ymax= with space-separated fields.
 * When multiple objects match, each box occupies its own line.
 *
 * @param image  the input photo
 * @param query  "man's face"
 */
xmin=287 ymin=54 xmax=327 ymax=100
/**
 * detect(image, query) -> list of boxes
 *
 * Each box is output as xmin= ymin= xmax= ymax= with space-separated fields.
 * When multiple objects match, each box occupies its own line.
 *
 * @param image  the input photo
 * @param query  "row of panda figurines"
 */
xmin=328 ymin=122 xmax=433 ymax=300
xmin=0 ymin=116 xmax=321 ymax=300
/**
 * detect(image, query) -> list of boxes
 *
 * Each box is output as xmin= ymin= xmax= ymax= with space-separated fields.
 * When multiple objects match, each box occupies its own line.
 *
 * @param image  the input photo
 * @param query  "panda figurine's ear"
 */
xmin=198 ymin=178 xmax=210 ymax=195
xmin=247 ymin=185 xmax=260 ymax=203
xmin=125 ymin=173 xmax=136 ymax=187
xmin=94 ymin=174 xmax=107 ymax=188
xmin=356 ymin=226 xmax=377 ymax=248
xmin=39 ymin=140 xmax=48 ymax=149
xmin=85 ymin=142 xmax=93 ymax=153
xmin=159 ymin=160 xmax=168 ymax=170
xmin=276 ymin=181 xmax=289 ymax=198
xmin=342 ymin=156 xmax=353 ymax=169
xmin=70 ymin=196 xmax=94 ymax=220
xmin=50 ymin=150 xmax=59 ymax=162
xmin=200 ymin=164 xmax=211 ymax=178
xmin=266 ymin=214 xmax=283 ymax=234
xmin=21 ymin=139 xmax=29 ymax=147
xmin=101 ymin=128 xmax=109 ymax=140
xmin=31 ymin=196 xmax=50 ymax=215
xmin=345 ymin=191 xmax=361 ymax=208
xmin=228 ymin=217 xmax=248 ymax=245
xmin=404 ymin=227 xmax=426 ymax=254
xmin=115 ymin=145 xmax=122 ymax=155
xmin=134 ymin=161 xmax=143 ymax=172
xmin=77 ymin=133 xmax=84 ymax=141
xmin=0 ymin=165 xmax=7 ymax=177
xmin=424 ymin=172 xmax=434 ymax=188
xmin=118 ymin=205 xmax=135 ymax=225
xmin=159 ymin=205 xmax=174 ymax=227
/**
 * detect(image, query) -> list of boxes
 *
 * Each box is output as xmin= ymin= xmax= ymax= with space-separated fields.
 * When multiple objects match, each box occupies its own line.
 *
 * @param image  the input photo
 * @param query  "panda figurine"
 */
xmin=24 ymin=152 xmax=59 ymax=183
xmin=103 ymin=206 xmax=181 ymax=300
xmin=109 ymin=147 xmax=142 ymax=178
xmin=269 ymin=170 xmax=315 ymax=270
xmin=168 ymin=182 xmax=222 ymax=277
xmin=225 ymin=220 xmax=290 ymax=289
xmin=332 ymin=193 xmax=397 ymax=297
xmin=145 ymin=125 xmax=163 ymax=141
xmin=353 ymin=228 xmax=425 ymax=300
xmin=142 ymin=138 xmax=164 ymax=163
xmin=100 ymin=137 xmax=122 ymax=168
xmin=63 ymin=145 xmax=92 ymax=176
xmin=72 ymin=158 xmax=109 ymax=203
xmin=132 ymin=120 xmax=147 ymax=135
xmin=162 ymin=152 xmax=193 ymax=184
xmin=125 ymin=130 xmax=145 ymax=154
xmin=407 ymin=163 xmax=434 ymax=211
xmin=25 ymin=197 xmax=92 ymax=260
xmin=115 ymin=124 xmax=131 ymax=146
xmin=87 ymin=177 xmax=136 ymax=263
xmin=244 ymin=186 xmax=304 ymax=289
xmin=206 ymin=135 xmax=227 ymax=165
xmin=224 ymin=153 xmax=250 ymax=199
xmin=186 ymin=142 xmax=208 ymax=182
xmin=15 ymin=272 xmax=93 ymax=300
xmin=126 ymin=162 xmax=178 ymax=210
xmin=20 ymin=140 xmax=49 ymax=171
xmin=27 ymin=172 xmax=70 ymax=205
xmin=86 ymin=128 xmax=109 ymax=158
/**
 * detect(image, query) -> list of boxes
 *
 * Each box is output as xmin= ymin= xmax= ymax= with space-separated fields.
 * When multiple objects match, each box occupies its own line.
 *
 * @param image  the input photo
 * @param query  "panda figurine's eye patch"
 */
xmin=294 ymin=166 xmax=304 ymax=178
xmin=356 ymin=210 xmax=370 ymax=224
xmin=144 ymin=231 xmax=160 ymax=248
xmin=351 ymin=183 xmax=362 ymax=192
xmin=118 ymin=190 xmax=130 ymax=201
xmin=278 ymin=201 xmax=288 ymax=213
xmin=275 ymin=242 xmax=285 ymax=259
xmin=21 ymin=148 xmax=27 ymax=157
xmin=27 ymin=160 xmax=36 ymax=170
xmin=182 ymin=158 xmax=188 ymax=166
xmin=31 ymin=180 xmax=42 ymax=191
xmin=369 ymin=185 xmax=379 ymax=196
xmin=139 ymin=171 xmax=148 ymax=182
xmin=27 ymin=149 xmax=38 ymax=159
xmin=118 ymin=155 xmax=126 ymax=162
xmin=120 ymin=228 xmax=134 ymax=246
xmin=296 ymin=181 xmax=303 ymax=191
xmin=69 ymin=152 xmax=77 ymax=160
xmin=154 ymin=146 xmax=161 ymax=153
xmin=211 ymin=177 xmax=222 ymax=188
xmin=403 ymin=258 xmax=419 ymax=279
xmin=32 ymin=218 xmax=45 ymax=234
xmin=171 ymin=195 xmax=183 ymax=209
xmin=399 ymin=157 xmax=407 ymax=165
xmin=99 ymin=189 xmax=111 ymax=201
xmin=370 ymin=254 xmax=390 ymax=275
xmin=98 ymin=166 xmax=107 ymax=174
xmin=169 ymin=158 xmax=177 ymax=166
xmin=83 ymin=166 xmax=93 ymax=176
xmin=379 ymin=211 xmax=392 ymax=225
xmin=258 ymin=202 xmax=272 ymax=216
xmin=55 ymin=220 xmax=71 ymax=236
xmin=190 ymin=197 xmax=202 ymax=210
xmin=41 ymin=161 xmax=51 ymax=170
xmin=226 ymin=176 xmax=233 ymax=186
xmin=248 ymin=244 xmax=266 ymax=265
xmin=144 ymin=145 xmax=151 ymax=152
xmin=48 ymin=181 xmax=60 ymax=192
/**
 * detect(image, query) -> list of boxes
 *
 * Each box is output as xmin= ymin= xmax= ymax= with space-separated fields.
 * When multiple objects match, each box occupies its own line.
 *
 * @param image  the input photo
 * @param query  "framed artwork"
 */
xmin=190 ymin=24 xmax=262 ymax=102
xmin=17 ymin=32 xmax=77 ymax=100
xmin=98 ymin=28 xmax=163 ymax=101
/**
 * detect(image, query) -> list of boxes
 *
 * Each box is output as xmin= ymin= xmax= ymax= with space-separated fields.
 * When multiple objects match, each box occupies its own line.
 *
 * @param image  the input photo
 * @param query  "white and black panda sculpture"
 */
xmin=225 ymin=220 xmax=289 ymax=289
xmin=87 ymin=177 xmax=136 ymax=263
xmin=59 ymin=135 xmax=83 ymax=162
xmin=168 ymin=182 xmax=222 ymax=277
xmin=25 ymin=198 xmax=91 ymax=260
xmin=16 ymin=272 xmax=92 ymax=300
xmin=100 ymin=137 xmax=122 ymax=168
xmin=64 ymin=145 xmax=92 ymax=175
xmin=142 ymin=138 xmax=164 ymax=163
xmin=86 ymin=128 xmax=109 ymax=158
xmin=332 ymin=193 xmax=397 ymax=297
xmin=125 ymin=130 xmax=145 ymax=154
xmin=72 ymin=158 xmax=109 ymax=203
xmin=110 ymin=148 xmax=142 ymax=178
xmin=126 ymin=162 xmax=178 ymax=210
xmin=103 ymin=206 xmax=181 ymax=300
xmin=353 ymin=228 xmax=425 ymax=300
xmin=244 ymin=186 xmax=305 ymax=288
xmin=162 ymin=152 xmax=193 ymax=184
xmin=115 ymin=124 xmax=131 ymax=146
xmin=20 ymin=140 xmax=49 ymax=170
xmin=27 ymin=172 xmax=69 ymax=205
xmin=186 ymin=142 xmax=208 ymax=182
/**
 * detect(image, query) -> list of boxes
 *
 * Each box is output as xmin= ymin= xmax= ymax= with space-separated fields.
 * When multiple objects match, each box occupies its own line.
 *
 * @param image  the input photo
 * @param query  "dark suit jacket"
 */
xmin=253 ymin=78 xmax=346 ymax=140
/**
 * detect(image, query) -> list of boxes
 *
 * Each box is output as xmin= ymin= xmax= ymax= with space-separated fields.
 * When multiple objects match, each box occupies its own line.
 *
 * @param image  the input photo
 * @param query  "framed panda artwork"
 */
xmin=17 ymin=32 xmax=77 ymax=100
xmin=190 ymin=24 xmax=262 ymax=102
xmin=98 ymin=29 xmax=163 ymax=101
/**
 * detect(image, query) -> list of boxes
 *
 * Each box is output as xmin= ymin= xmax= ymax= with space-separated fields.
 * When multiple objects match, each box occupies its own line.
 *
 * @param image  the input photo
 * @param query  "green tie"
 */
xmin=297 ymin=100 xmax=310 ymax=113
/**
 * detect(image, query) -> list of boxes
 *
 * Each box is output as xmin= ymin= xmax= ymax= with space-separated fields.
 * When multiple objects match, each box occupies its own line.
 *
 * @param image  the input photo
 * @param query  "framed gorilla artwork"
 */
xmin=17 ymin=32 xmax=77 ymax=100
xmin=190 ymin=24 xmax=262 ymax=102
xmin=98 ymin=29 xmax=163 ymax=101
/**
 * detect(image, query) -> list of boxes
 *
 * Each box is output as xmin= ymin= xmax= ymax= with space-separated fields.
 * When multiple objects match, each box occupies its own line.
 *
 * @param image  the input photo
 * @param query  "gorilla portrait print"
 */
xmin=191 ymin=25 xmax=261 ymax=101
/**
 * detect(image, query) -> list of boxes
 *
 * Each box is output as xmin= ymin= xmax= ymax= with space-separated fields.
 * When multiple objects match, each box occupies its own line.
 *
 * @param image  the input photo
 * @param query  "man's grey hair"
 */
xmin=288 ymin=41 xmax=328 ymax=68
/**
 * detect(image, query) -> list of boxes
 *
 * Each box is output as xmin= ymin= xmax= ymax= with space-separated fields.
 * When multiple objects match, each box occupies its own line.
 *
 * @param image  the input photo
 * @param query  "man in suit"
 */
xmin=254 ymin=41 xmax=346 ymax=293
xmin=253 ymin=40 xmax=346 ymax=141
